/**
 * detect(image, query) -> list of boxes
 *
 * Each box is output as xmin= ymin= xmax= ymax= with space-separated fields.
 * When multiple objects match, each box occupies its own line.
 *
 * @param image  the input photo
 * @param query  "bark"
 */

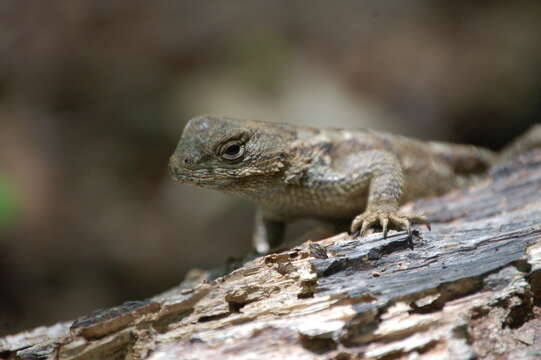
xmin=2 ymin=150 xmax=541 ymax=360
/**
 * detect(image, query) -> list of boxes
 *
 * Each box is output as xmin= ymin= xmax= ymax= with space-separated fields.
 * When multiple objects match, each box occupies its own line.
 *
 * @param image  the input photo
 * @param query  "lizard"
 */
xmin=169 ymin=116 xmax=541 ymax=253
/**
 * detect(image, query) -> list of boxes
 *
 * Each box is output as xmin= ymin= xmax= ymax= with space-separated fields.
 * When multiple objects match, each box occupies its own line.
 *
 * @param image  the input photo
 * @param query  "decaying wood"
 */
xmin=2 ymin=150 xmax=541 ymax=360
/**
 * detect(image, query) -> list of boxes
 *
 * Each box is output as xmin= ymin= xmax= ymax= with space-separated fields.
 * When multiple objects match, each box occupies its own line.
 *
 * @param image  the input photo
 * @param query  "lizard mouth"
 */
xmin=169 ymin=162 xmax=202 ymax=184
xmin=168 ymin=162 xmax=184 ymax=181
xmin=168 ymin=160 xmax=235 ymax=188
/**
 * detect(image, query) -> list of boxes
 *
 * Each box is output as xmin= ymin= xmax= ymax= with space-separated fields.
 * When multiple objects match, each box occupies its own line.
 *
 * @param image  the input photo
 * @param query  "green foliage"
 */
xmin=0 ymin=175 xmax=19 ymax=230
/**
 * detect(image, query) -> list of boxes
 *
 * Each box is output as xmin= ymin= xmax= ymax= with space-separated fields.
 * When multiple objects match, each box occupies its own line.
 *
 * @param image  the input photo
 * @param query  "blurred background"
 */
xmin=1 ymin=0 xmax=540 ymax=336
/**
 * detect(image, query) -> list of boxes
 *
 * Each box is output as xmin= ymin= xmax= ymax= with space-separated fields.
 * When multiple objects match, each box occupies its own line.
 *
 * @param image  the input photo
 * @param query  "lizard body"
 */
xmin=169 ymin=116 xmax=540 ymax=253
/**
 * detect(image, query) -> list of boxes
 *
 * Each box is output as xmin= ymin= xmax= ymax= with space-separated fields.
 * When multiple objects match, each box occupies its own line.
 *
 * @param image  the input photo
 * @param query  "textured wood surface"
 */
xmin=2 ymin=150 xmax=541 ymax=360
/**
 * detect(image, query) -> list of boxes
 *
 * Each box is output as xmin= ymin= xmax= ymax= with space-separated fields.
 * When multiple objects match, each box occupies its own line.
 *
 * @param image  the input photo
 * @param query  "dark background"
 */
xmin=1 ymin=1 xmax=540 ymax=336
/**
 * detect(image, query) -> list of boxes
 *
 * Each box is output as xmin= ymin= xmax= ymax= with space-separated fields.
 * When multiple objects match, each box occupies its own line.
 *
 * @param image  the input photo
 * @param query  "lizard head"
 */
xmin=169 ymin=115 xmax=298 ymax=189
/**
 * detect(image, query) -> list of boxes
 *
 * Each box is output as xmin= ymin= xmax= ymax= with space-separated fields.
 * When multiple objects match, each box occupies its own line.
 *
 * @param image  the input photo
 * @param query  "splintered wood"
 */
xmin=2 ymin=150 xmax=541 ymax=360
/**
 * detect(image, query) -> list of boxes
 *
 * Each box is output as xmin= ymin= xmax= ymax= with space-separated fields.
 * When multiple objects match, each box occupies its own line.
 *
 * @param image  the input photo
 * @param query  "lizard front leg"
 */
xmin=253 ymin=208 xmax=286 ymax=254
xmin=350 ymin=151 xmax=429 ymax=238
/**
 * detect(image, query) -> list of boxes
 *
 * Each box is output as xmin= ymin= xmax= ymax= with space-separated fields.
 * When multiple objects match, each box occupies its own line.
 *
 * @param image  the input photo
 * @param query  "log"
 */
xmin=2 ymin=150 xmax=541 ymax=360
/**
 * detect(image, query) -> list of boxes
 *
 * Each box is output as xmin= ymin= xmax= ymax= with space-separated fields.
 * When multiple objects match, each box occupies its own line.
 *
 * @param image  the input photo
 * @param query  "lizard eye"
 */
xmin=220 ymin=141 xmax=245 ymax=161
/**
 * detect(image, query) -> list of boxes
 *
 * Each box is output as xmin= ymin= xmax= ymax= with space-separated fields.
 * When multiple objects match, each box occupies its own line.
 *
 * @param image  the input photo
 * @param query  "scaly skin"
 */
xmin=169 ymin=116 xmax=540 ymax=253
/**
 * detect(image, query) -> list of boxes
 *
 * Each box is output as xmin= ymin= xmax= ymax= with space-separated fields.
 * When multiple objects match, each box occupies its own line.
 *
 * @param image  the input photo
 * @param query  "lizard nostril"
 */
xmin=183 ymin=158 xmax=193 ymax=166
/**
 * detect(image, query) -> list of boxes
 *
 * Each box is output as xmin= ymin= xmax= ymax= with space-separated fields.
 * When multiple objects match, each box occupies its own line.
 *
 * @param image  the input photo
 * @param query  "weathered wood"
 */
xmin=2 ymin=150 xmax=541 ymax=360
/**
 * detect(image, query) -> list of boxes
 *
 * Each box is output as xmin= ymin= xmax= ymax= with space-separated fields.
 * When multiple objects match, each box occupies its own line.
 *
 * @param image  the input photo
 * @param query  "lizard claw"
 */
xmin=351 ymin=210 xmax=429 ymax=239
xmin=389 ymin=215 xmax=411 ymax=238
xmin=359 ymin=215 xmax=377 ymax=236
xmin=378 ymin=215 xmax=389 ymax=238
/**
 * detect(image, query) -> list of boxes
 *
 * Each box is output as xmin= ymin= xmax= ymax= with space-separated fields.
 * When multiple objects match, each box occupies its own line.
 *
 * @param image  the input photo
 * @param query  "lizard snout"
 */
xmin=169 ymin=153 xmax=192 ymax=168
xmin=168 ymin=155 xmax=185 ymax=178
xmin=168 ymin=153 xmax=200 ymax=178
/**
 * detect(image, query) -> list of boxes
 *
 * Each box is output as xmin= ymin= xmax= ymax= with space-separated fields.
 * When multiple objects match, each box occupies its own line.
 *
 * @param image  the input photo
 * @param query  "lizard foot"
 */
xmin=350 ymin=210 xmax=430 ymax=239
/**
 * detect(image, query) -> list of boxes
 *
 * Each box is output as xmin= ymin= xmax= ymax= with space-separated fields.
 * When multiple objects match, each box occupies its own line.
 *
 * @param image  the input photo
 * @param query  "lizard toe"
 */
xmin=389 ymin=215 xmax=411 ymax=238
xmin=352 ymin=210 xmax=430 ymax=239
xmin=378 ymin=215 xmax=389 ymax=238
xmin=360 ymin=217 xmax=378 ymax=236
xmin=350 ymin=213 xmax=375 ymax=234
xmin=389 ymin=212 xmax=430 ymax=237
